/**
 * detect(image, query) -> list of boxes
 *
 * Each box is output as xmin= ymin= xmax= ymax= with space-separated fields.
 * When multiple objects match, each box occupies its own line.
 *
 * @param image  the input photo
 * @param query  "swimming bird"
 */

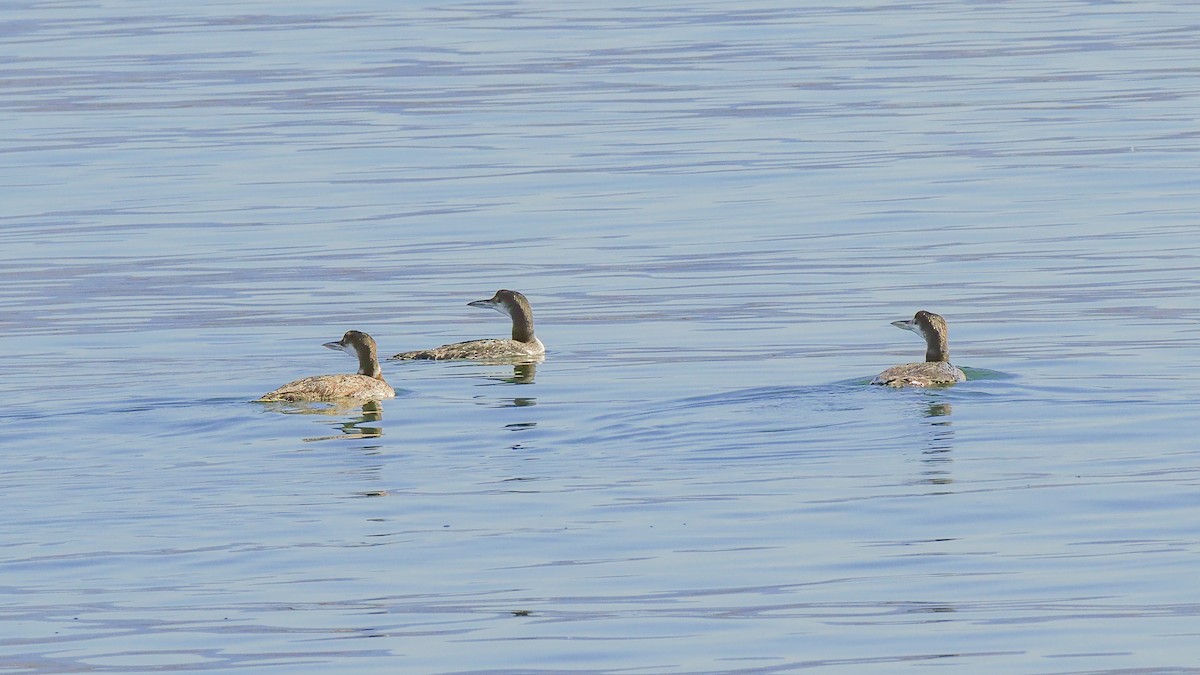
xmin=389 ymin=289 xmax=545 ymax=361
xmin=258 ymin=330 xmax=396 ymax=402
xmin=871 ymin=310 xmax=967 ymax=387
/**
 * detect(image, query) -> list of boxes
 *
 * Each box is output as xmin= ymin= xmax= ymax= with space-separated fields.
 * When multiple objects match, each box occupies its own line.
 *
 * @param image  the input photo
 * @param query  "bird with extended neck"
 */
xmin=258 ymin=330 xmax=396 ymax=402
xmin=871 ymin=310 xmax=967 ymax=387
xmin=389 ymin=290 xmax=545 ymax=361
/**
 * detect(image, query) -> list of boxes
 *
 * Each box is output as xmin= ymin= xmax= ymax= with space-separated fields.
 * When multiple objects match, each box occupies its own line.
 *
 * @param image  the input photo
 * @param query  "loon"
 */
xmin=389 ymin=289 xmax=545 ymax=361
xmin=258 ymin=330 xmax=396 ymax=402
xmin=871 ymin=310 xmax=967 ymax=387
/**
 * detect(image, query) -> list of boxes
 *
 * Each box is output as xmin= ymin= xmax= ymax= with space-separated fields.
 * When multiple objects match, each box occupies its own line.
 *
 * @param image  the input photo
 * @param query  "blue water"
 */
xmin=3 ymin=1 xmax=1200 ymax=672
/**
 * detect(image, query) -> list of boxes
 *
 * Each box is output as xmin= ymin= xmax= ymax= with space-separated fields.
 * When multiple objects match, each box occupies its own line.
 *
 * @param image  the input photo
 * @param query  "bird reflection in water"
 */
xmin=302 ymin=400 xmax=384 ymax=442
xmin=919 ymin=401 xmax=955 ymax=491
xmin=255 ymin=398 xmax=385 ymax=443
xmin=512 ymin=362 xmax=537 ymax=384
xmin=478 ymin=360 xmax=537 ymax=384
xmin=478 ymin=361 xmax=538 ymax=407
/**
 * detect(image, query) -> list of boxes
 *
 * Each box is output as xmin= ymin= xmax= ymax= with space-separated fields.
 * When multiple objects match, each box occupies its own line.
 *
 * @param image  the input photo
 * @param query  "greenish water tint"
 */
xmin=3 ymin=1 xmax=1200 ymax=672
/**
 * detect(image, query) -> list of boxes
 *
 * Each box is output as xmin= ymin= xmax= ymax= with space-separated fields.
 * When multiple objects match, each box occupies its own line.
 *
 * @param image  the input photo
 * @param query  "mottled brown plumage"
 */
xmin=871 ymin=311 xmax=966 ymax=387
xmin=258 ymin=330 xmax=396 ymax=402
xmin=390 ymin=290 xmax=545 ymax=361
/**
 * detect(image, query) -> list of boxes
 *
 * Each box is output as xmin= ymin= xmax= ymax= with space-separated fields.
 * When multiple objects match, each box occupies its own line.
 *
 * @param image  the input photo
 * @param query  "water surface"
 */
xmin=3 ymin=1 xmax=1200 ymax=672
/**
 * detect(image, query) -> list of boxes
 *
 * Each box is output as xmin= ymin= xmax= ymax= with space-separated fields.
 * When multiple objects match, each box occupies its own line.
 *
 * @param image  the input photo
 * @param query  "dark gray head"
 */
xmin=467 ymin=289 xmax=536 ymax=343
xmin=323 ymin=330 xmax=384 ymax=379
xmin=890 ymin=310 xmax=951 ymax=363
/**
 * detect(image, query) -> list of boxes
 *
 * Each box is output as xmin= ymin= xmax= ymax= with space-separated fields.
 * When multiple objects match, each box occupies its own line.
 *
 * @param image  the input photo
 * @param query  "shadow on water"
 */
xmin=397 ymin=359 xmax=540 ymax=406
xmin=468 ymin=362 xmax=539 ymax=406
xmin=915 ymin=400 xmax=956 ymax=491
xmin=958 ymin=366 xmax=1017 ymax=382
xmin=625 ymin=363 xmax=1017 ymax=419
xmin=391 ymin=355 xmax=538 ymax=380
xmin=481 ymin=361 xmax=538 ymax=386
xmin=583 ymin=368 xmax=1032 ymax=474
xmin=255 ymin=399 xmax=387 ymax=442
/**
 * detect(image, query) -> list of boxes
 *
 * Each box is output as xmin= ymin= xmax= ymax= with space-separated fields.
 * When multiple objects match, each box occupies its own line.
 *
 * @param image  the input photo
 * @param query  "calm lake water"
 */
xmin=3 ymin=1 xmax=1200 ymax=672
